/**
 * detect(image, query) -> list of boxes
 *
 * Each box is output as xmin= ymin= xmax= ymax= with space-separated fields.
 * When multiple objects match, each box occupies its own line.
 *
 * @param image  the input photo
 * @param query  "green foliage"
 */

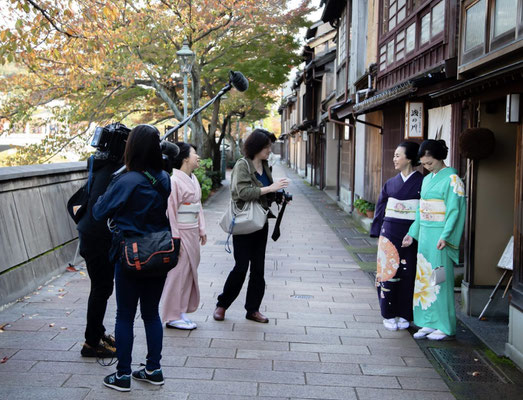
xmin=193 ymin=158 xmax=214 ymax=202
xmin=353 ymin=198 xmax=375 ymax=214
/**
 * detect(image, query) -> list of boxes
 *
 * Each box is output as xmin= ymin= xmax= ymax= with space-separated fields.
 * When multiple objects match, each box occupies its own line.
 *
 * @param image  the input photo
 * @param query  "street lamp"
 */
xmin=176 ymin=38 xmax=195 ymax=142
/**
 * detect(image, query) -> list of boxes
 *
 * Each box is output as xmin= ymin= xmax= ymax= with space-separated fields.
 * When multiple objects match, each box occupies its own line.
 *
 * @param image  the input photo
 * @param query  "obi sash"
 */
xmin=178 ymin=202 xmax=200 ymax=224
xmin=420 ymin=199 xmax=446 ymax=222
xmin=385 ymin=198 xmax=419 ymax=220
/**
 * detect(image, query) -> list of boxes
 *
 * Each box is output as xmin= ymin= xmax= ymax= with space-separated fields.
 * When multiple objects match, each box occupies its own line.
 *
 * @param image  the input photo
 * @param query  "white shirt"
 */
xmin=401 ymin=171 xmax=416 ymax=182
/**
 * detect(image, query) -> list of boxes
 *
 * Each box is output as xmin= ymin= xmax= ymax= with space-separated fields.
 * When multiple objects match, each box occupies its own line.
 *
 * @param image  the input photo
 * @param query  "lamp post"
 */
xmin=176 ymin=38 xmax=195 ymax=142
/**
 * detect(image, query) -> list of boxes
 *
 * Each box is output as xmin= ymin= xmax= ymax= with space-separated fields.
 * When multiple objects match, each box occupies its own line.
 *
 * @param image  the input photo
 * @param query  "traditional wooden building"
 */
xmin=428 ymin=0 xmax=523 ymax=368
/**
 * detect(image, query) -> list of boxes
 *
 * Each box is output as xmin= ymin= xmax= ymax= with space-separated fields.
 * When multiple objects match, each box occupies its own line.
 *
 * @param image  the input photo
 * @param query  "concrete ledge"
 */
xmin=0 ymin=161 xmax=86 ymax=181
xmin=0 ymin=240 xmax=79 ymax=307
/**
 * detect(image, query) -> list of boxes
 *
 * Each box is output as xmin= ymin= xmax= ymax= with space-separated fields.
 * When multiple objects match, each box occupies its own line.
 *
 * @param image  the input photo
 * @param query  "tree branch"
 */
xmin=25 ymin=0 xmax=85 ymax=39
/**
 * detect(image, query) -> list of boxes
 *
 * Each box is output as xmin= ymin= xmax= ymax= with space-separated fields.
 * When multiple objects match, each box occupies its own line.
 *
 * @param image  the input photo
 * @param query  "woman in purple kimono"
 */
xmin=370 ymin=142 xmax=423 ymax=331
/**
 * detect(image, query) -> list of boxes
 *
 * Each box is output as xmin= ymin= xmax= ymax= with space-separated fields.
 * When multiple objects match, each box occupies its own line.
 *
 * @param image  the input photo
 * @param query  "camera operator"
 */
xmin=213 ymin=129 xmax=289 ymax=323
xmin=77 ymin=123 xmax=129 ymax=358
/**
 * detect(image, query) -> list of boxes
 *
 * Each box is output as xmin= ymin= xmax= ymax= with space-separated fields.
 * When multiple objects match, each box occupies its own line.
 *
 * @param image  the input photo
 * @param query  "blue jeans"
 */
xmin=114 ymin=263 xmax=166 ymax=375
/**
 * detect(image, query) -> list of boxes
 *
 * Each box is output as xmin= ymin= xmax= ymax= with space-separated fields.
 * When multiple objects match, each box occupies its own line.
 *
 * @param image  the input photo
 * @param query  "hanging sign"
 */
xmin=405 ymin=102 xmax=424 ymax=139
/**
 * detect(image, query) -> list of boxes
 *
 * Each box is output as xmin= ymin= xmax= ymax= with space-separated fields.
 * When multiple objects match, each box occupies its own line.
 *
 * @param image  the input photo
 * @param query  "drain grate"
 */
xmin=290 ymin=294 xmax=314 ymax=299
xmin=429 ymin=348 xmax=509 ymax=383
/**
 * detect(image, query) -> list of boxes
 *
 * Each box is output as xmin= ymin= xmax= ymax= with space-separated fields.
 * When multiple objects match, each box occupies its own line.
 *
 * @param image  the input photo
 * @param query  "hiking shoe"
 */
xmin=132 ymin=366 xmax=164 ymax=385
xmin=81 ymin=340 xmax=116 ymax=358
xmin=102 ymin=333 xmax=116 ymax=347
xmin=103 ymin=372 xmax=130 ymax=392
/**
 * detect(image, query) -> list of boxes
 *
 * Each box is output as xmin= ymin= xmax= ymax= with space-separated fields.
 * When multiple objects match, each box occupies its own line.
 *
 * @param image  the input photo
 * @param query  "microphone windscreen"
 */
xmin=229 ymin=71 xmax=249 ymax=92
xmin=161 ymin=140 xmax=180 ymax=157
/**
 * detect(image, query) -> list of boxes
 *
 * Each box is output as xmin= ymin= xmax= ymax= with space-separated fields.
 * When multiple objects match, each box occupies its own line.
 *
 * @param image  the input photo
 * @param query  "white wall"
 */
xmin=325 ymin=123 xmax=338 ymax=188
xmin=354 ymin=116 xmax=366 ymax=197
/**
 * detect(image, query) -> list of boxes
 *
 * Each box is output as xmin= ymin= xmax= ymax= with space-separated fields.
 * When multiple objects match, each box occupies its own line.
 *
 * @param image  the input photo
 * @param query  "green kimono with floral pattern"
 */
xmin=407 ymin=167 xmax=466 ymax=336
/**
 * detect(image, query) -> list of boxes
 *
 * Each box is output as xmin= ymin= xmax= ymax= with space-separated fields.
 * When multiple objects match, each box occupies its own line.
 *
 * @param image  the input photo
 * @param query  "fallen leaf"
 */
xmin=58 ymin=289 xmax=64 ymax=292
xmin=472 ymin=371 xmax=480 ymax=376
xmin=0 ymin=357 xmax=8 ymax=363
xmin=58 ymin=296 xmax=64 ymax=299
xmin=79 ymin=271 xmax=86 ymax=276
xmin=49 ymin=323 xmax=55 ymax=327
xmin=65 ymin=265 xmax=77 ymax=272
xmin=60 ymin=327 xmax=67 ymax=330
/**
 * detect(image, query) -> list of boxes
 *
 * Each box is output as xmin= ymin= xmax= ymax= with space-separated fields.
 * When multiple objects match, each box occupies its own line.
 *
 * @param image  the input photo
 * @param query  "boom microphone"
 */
xmin=229 ymin=71 xmax=249 ymax=92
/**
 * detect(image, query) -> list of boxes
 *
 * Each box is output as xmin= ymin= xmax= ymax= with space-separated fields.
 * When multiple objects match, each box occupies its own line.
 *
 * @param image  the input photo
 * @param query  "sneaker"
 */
xmin=102 ymin=333 xmax=116 ymax=347
xmin=413 ymin=327 xmax=435 ymax=339
xmin=383 ymin=318 xmax=398 ymax=331
xmin=103 ymin=372 xmax=130 ymax=392
xmin=166 ymin=319 xmax=197 ymax=330
xmin=132 ymin=366 xmax=164 ymax=385
xmin=81 ymin=340 xmax=116 ymax=358
xmin=396 ymin=317 xmax=410 ymax=330
xmin=427 ymin=329 xmax=454 ymax=341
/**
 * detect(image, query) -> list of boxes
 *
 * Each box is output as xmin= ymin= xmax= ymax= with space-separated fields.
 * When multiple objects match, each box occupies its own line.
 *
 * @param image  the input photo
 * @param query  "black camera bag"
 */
xmin=121 ymin=231 xmax=180 ymax=277
xmin=119 ymin=171 xmax=180 ymax=277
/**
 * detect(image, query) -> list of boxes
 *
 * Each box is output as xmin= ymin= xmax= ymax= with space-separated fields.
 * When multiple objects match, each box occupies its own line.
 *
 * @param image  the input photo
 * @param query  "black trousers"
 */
xmin=79 ymin=232 xmax=115 ymax=347
xmin=217 ymin=223 xmax=269 ymax=313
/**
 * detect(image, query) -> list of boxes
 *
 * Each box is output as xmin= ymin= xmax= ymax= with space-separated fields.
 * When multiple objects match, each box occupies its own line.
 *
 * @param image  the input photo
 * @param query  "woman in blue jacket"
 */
xmin=93 ymin=124 xmax=171 ymax=392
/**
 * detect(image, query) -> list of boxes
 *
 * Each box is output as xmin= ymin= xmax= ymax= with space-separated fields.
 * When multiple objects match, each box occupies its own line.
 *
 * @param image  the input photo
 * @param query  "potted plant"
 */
xmin=366 ymin=202 xmax=375 ymax=219
xmin=353 ymin=198 xmax=366 ymax=216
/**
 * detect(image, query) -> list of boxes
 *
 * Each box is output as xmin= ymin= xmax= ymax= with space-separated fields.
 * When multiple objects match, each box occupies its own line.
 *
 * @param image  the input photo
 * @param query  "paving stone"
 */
xmin=306 ymin=372 xmax=401 ymax=388
xmin=0 ymin=386 xmax=91 ymax=400
xmin=319 ymin=353 xmax=406 ymax=366
xmin=356 ymin=388 xmax=455 ymax=400
xmin=291 ymin=343 xmax=370 ymax=355
xmin=265 ymin=333 xmax=342 ymax=344
xmin=0 ymin=359 xmax=36 ymax=372
xmin=214 ymin=368 xmax=305 ymax=384
xmin=0 ymin=371 xmax=71 ymax=387
xmin=274 ymin=360 xmax=362 ymax=374
xmin=185 ymin=357 xmax=273 ymax=370
xmin=210 ymin=338 xmax=289 ymax=350
xmin=360 ymin=364 xmax=441 ymax=378
xmin=259 ymin=383 xmax=358 ymax=399
xmin=398 ymin=377 xmax=451 ymax=391
xmin=236 ymin=349 xmax=320 ymax=362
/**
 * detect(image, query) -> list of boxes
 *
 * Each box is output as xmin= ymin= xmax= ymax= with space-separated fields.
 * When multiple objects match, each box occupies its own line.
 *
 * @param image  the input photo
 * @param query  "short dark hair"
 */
xmin=243 ymin=129 xmax=274 ymax=159
xmin=398 ymin=141 xmax=421 ymax=166
xmin=124 ymin=124 xmax=163 ymax=172
xmin=172 ymin=142 xmax=197 ymax=170
xmin=419 ymin=139 xmax=448 ymax=160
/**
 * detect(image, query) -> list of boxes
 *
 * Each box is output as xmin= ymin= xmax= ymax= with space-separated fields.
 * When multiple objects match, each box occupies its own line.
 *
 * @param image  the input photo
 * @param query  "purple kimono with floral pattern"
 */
xmin=370 ymin=171 xmax=423 ymax=321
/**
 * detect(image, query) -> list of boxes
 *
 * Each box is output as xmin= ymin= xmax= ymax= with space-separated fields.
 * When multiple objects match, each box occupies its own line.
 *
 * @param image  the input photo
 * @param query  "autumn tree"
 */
xmin=0 ymin=0 xmax=311 ymax=167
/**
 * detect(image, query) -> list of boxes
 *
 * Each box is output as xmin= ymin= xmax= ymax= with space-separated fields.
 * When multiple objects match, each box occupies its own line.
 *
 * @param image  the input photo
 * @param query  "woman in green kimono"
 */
xmin=402 ymin=140 xmax=465 ymax=341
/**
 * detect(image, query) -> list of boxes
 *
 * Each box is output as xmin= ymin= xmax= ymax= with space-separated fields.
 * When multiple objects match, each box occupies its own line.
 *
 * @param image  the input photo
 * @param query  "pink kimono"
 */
xmin=160 ymin=169 xmax=206 ymax=322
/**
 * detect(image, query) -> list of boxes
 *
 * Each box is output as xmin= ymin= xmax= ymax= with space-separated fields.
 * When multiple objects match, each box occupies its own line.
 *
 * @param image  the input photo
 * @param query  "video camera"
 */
xmin=91 ymin=123 xmax=130 ymax=162
xmin=92 ymin=123 xmax=180 ymax=173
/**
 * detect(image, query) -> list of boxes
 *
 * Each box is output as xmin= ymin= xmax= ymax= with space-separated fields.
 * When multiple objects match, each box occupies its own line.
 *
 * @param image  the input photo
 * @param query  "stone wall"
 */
xmin=0 ymin=162 xmax=86 ymax=307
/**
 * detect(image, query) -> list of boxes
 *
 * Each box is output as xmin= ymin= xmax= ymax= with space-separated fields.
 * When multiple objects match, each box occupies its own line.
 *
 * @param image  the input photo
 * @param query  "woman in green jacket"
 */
xmin=213 ymin=129 xmax=289 ymax=323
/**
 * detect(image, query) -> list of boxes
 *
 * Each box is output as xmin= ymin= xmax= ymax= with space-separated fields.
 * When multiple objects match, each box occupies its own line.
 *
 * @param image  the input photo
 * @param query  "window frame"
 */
xmin=489 ymin=0 xmax=519 ymax=51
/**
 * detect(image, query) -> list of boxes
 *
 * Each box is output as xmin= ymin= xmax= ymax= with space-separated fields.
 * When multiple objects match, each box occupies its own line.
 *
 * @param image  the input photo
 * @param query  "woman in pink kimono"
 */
xmin=161 ymin=142 xmax=207 ymax=330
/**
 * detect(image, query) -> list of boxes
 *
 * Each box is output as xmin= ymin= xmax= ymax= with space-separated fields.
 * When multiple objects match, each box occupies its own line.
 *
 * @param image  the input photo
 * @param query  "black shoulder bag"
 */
xmin=120 ymin=171 xmax=180 ymax=277
xmin=67 ymin=156 xmax=94 ymax=224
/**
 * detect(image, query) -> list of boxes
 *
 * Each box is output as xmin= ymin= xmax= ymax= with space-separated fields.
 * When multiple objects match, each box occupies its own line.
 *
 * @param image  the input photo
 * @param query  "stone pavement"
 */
xmin=0 ymin=161 xmax=454 ymax=400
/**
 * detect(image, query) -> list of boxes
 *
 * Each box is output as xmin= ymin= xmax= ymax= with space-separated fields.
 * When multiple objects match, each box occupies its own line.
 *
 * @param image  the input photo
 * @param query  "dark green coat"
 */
xmin=230 ymin=157 xmax=273 ymax=210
